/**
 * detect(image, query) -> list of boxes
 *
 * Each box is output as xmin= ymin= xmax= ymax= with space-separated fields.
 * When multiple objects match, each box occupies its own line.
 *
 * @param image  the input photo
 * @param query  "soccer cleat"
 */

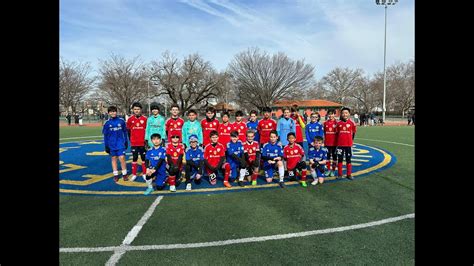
xmin=129 ymin=175 xmax=136 ymax=182
xmin=301 ymin=181 xmax=307 ymax=187
xmin=324 ymin=170 xmax=332 ymax=177
xmin=223 ymin=181 xmax=232 ymax=188
xmin=169 ymin=185 xmax=176 ymax=192
xmin=311 ymin=180 xmax=318 ymax=186
xmin=122 ymin=174 xmax=129 ymax=181
xmin=113 ymin=175 xmax=120 ymax=182
xmin=251 ymin=180 xmax=257 ymax=186
xmin=144 ymin=187 xmax=154 ymax=195
xmin=186 ymin=183 xmax=192 ymax=191
xmin=330 ymin=171 xmax=335 ymax=177
xmin=346 ymin=175 xmax=354 ymax=180
xmin=278 ymin=181 xmax=285 ymax=188
xmin=209 ymin=173 xmax=217 ymax=185
xmin=238 ymin=181 xmax=245 ymax=187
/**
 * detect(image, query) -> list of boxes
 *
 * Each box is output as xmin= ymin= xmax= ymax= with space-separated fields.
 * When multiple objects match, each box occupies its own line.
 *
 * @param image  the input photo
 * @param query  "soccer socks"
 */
xmin=223 ymin=164 xmax=231 ymax=182
xmin=338 ymin=162 xmax=343 ymax=176
xmin=301 ymin=170 xmax=307 ymax=181
xmin=132 ymin=162 xmax=138 ymax=175
xmin=311 ymin=170 xmax=316 ymax=179
xmin=326 ymin=161 xmax=331 ymax=170
xmin=168 ymin=176 xmax=176 ymax=186
xmin=121 ymin=169 xmax=127 ymax=176
xmin=239 ymin=169 xmax=246 ymax=181
xmin=278 ymin=165 xmax=285 ymax=181
xmin=332 ymin=161 xmax=337 ymax=171
xmin=145 ymin=178 xmax=153 ymax=189
xmin=251 ymin=172 xmax=258 ymax=181
xmin=347 ymin=163 xmax=352 ymax=176
xmin=113 ymin=170 xmax=119 ymax=176
xmin=141 ymin=162 xmax=147 ymax=174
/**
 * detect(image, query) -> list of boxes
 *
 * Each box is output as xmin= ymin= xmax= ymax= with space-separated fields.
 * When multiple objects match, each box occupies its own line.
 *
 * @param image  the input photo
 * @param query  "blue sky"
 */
xmin=60 ymin=0 xmax=414 ymax=79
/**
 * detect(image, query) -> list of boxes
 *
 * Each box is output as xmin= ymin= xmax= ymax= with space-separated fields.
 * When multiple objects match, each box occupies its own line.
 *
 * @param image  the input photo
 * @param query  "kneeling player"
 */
xmin=283 ymin=132 xmax=308 ymax=187
xmin=144 ymin=134 xmax=167 ymax=195
xmin=261 ymin=130 xmax=285 ymax=185
xmin=226 ymin=131 xmax=247 ymax=187
xmin=307 ymin=136 xmax=328 ymax=186
xmin=243 ymin=130 xmax=261 ymax=185
xmin=203 ymin=130 xmax=231 ymax=187
xmin=166 ymin=135 xmax=185 ymax=192
xmin=184 ymin=135 xmax=204 ymax=191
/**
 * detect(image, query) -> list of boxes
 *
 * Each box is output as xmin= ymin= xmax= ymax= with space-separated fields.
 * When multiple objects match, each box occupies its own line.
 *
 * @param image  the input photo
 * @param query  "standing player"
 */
xmin=257 ymin=107 xmax=277 ymax=148
xmin=145 ymin=102 xmax=166 ymax=149
xmin=261 ymin=130 xmax=285 ymax=185
xmin=336 ymin=107 xmax=357 ymax=180
xmin=246 ymin=110 xmax=260 ymax=143
xmin=277 ymin=107 xmax=295 ymax=146
xmin=184 ymin=135 xmax=204 ymax=191
xmin=233 ymin=110 xmax=248 ymax=143
xmin=323 ymin=109 xmax=338 ymax=177
xmin=203 ymin=131 xmax=231 ymax=187
xmin=182 ymin=109 xmax=203 ymax=147
xmin=283 ymin=132 xmax=308 ymax=187
xmin=307 ymin=136 xmax=328 ymax=186
xmin=305 ymin=112 xmax=324 ymax=144
xmin=166 ymin=135 xmax=185 ymax=192
xmin=201 ymin=106 xmax=219 ymax=147
xmin=126 ymin=102 xmax=147 ymax=182
xmin=290 ymin=106 xmax=306 ymax=147
xmin=243 ymin=130 xmax=261 ymax=185
xmin=144 ymin=133 xmax=167 ymax=195
xmin=102 ymin=106 xmax=128 ymax=182
xmin=226 ymin=131 xmax=247 ymax=187
xmin=217 ymin=112 xmax=232 ymax=147
xmin=165 ymin=104 xmax=185 ymax=143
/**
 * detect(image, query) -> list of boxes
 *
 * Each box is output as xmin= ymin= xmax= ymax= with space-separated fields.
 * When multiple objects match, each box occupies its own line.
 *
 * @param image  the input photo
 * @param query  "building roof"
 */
xmin=213 ymin=102 xmax=235 ymax=111
xmin=272 ymin=99 xmax=343 ymax=108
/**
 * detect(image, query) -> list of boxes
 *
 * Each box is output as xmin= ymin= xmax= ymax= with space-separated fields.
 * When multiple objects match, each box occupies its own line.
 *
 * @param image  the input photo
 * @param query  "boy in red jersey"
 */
xmin=203 ymin=130 xmax=231 ymax=187
xmin=166 ymin=135 xmax=185 ymax=192
xmin=233 ymin=110 xmax=248 ymax=143
xmin=283 ymin=132 xmax=307 ymax=188
xmin=165 ymin=104 xmax=185 ymax=143
xmin=257 ymin=107 xmax=277 ymax=148
xmin=323 ymin=109 xmax=338 ymax=177
xmin=201 ymin=106 xmax=220 ymax=147
xmin=217 ymin=112 xmax=232 ymax=147
xmin=243 ymin=130 xmax=261 ymax=184
xmin=290 ymin=105 xmax=306 ymax=147
xmin=126 ymin=102 xmax=147 ymax=182
xmin=336 ymin=107 xmax=357 ymax=180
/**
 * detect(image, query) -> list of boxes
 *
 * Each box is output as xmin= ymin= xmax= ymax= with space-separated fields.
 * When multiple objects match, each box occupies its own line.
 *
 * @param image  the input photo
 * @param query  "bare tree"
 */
xmin=320 ymin=67 xmax=364 ymax=106
xmin=386 ymin=60 xmax=415 ymax=117
xmin=305 ymin=80 xmax=331 ymax=100
xmin=96 ymin=54 xmax=148 ymax=114
xmin=228 ymin=47 xmax=314 ymax=110
xmin=59 ymin=58 xmax=96 ymax=113
xmin=350 ymin=76 xmax=381 ymax=113
xmin=150 ymin=52 xmax=226 ymax=115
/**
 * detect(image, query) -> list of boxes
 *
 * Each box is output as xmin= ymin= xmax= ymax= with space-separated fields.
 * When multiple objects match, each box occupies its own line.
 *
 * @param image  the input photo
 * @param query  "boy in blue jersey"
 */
xmin=277 ymin=107 xmax=295 ymax=146
xmin=226 ymin=131 xmax=247 ymax=187
xmin=305 ymin=113 xmax=324 ymax=144
xmin=184 ymin=134 xmax=204 ymax=191
xmin=102 ymin=106 xmax=129 ymax=182
xmin=307 ymin=136 xmax=328 ymax=186
xmin=246 ymin=110 xmax=260 ymax=143
xmin=261 ymin=130 xmax=285 ymax=185
xmin=144 ymin=133 xmax=167 ymax=195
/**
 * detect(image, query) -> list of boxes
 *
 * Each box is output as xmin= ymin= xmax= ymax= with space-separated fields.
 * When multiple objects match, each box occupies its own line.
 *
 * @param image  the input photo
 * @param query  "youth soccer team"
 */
xmin=102 ymin=102 xmax=356 ymax=195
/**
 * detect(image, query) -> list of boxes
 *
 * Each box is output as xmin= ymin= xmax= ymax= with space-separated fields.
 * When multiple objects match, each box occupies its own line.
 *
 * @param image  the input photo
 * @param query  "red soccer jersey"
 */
xmin=324 ymin=119 xmax=338 ymax=146
xmin=257 ymin=118 xmax=277 ymax=144
xmin=233 ymin=121 xmax=248 ymax=143
xmin=243 ymin=140 xmax=260 ymax=163
xmin=126 ymin=115 xmax=147 ymax=146
xmin=291 ymin=115 xmax=304 ymax=142
xmin=166 ymin=143 xmax=185 ymax=166
xmin=336 ymin=119 xmax=356 ymax=147
xmin=165 ymin=117 xmax=185 ymax=143
xmin=218 ymin=122 xmax=232 ymax=147
xmin=283 ymin=143 xmax=305 ymax=170
xmin=204 ymin=142 xmax=226 ymax=167
xmin=201 ymin=118 xmax=220 ymax=146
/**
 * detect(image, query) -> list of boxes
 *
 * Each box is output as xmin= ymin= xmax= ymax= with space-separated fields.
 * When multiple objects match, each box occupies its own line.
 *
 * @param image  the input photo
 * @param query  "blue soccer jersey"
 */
xmin=307 ymin=145 xmax=328 ymax=178
xmin=226 ymin=140 xmax=245 ymax=178
xmin=102 ymin=117 xmax=128 ymax=151
xmin=145 ymin=145 xmax=167 ymax=185
xmin=246 ymin=120 xmax=260 ymax=142
xmin=185 ymin=146 xmax=204 ymax=176
xmin=305 ymin=121 xmax=324 ymax=143
xmin=261 ymin=142 xmax=284 ymax=179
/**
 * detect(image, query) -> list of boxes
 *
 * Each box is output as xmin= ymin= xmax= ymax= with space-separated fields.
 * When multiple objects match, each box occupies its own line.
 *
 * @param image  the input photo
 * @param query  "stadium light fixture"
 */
xmin=376 ymin=0 xmax=397 ymax=122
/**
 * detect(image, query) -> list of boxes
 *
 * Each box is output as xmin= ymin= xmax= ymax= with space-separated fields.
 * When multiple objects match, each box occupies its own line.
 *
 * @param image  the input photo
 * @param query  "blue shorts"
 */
xmin=263 ymin=163 xmax=278 ymax=179
xmin=110 ymin=148 xmax=126 ymax=157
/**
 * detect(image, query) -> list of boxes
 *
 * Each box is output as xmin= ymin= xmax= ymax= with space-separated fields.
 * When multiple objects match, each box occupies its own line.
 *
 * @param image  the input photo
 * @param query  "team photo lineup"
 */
xmin=103 ymin=102 xmax=356 ymax=194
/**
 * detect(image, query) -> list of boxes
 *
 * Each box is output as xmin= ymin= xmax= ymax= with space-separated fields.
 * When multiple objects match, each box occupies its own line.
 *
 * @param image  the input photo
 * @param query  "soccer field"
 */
xmin=59 ymin=125 xmax=414 ymax=265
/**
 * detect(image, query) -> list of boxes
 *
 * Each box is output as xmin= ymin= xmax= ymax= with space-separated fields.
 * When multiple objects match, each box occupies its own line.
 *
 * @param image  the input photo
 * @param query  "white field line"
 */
xmin=60 ymin=135 xmax=103 ymax=140
xmin=355 ymin=138 xmax=414 ymax=147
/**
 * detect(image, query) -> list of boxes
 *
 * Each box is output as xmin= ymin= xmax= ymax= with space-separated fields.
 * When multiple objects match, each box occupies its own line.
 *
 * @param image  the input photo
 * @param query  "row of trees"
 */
xmin=60 ymin=47 xmax=414 ymax=116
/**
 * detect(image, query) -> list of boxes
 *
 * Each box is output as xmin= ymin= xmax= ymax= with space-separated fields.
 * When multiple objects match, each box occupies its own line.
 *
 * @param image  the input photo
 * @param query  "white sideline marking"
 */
xmin=61 ymin=213 xmax=414 ymax=254
xmin=60 ymin=135 xmax=103 ymax=140
xmin=105 ymin=196 xmax=164 ymax=266
xmin=355 ymin=138 xmax=414 ymax=147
